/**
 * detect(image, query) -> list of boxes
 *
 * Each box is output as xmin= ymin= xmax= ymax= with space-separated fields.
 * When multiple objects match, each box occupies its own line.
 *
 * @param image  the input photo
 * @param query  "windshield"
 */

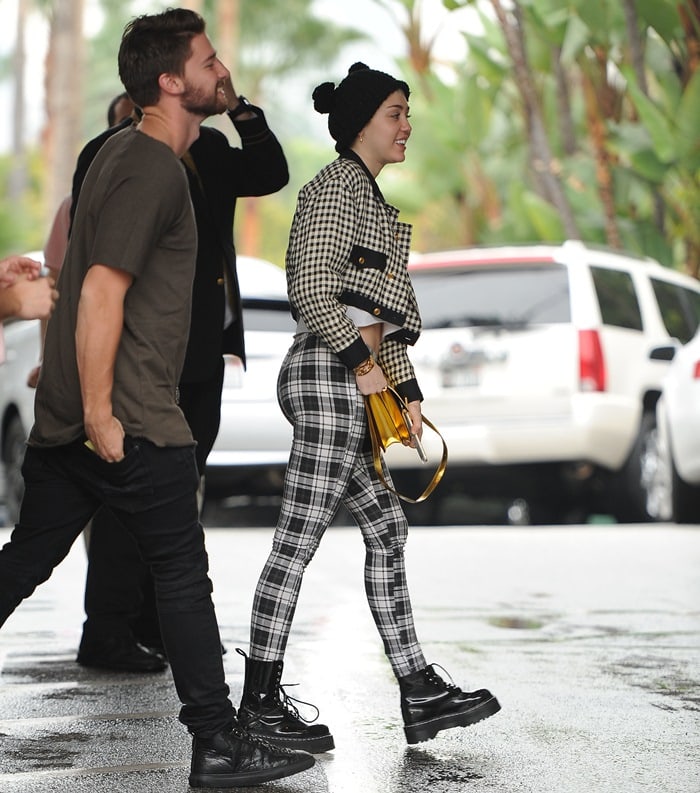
xmin=411 ymin=264 xmax=571 ymax=330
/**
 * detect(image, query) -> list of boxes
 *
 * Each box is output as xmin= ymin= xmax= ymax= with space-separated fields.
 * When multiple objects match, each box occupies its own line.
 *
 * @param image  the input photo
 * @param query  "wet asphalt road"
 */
xmin=0 ymin=516 xmax=698 ymax=793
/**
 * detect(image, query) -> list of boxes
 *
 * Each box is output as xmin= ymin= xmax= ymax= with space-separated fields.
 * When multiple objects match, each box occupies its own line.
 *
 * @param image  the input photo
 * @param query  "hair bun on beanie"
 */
xmin=312 ymin=62 xmax=410 ymax=153
xmin=312 ymin=82 xmax=335 ymax=114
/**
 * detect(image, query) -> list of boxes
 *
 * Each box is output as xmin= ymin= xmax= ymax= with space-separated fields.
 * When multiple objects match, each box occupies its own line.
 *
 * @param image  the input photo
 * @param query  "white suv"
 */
xmin=404 ymin=240 xmax=700 ymax=523
xmin=4 ymin=241 xmax=699 ymax=526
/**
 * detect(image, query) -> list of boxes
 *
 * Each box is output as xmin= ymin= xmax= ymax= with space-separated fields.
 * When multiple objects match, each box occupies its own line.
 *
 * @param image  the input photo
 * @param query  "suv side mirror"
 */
xmin=649 ymin=344 xmax=677 ymax=361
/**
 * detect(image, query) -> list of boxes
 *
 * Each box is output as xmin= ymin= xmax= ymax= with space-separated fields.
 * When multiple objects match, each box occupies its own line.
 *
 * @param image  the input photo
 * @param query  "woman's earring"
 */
xmin=359 ymin=134 xmax=364 ymax=143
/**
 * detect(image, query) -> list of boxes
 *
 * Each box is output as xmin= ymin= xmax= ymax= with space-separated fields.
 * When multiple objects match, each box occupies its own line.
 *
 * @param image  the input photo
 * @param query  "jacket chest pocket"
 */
xmin=349 ymin=244 xmax=387 ymax=271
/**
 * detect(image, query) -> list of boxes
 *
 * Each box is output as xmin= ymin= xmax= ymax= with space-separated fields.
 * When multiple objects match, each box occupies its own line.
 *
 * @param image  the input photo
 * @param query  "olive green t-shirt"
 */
xmin=30 ymin=126 xmax=197 ymax=448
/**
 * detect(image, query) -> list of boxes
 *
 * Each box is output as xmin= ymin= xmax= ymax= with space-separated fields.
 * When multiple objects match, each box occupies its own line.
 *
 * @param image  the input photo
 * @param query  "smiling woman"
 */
xmin=234 ymin=60 xmax=501 ymax=753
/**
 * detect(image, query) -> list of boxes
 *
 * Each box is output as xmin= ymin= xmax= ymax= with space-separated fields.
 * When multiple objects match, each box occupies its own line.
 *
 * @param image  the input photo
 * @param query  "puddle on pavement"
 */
xmin=606 ymin=654 xmax=700 ymax=711
xmin=4 ymin=730 xmax=92 ymax=769
xmin=488 ymin=616 xmax=544 ymax=630
xmin=45 ymin=685 xmax=97 ymax=702
xmin=398 ymin=748 xmax=485 ymax=785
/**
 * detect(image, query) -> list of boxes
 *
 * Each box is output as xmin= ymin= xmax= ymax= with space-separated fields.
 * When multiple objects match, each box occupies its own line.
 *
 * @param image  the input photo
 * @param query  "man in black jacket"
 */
xmin=73 ymin=80 xmax=289 ymax=672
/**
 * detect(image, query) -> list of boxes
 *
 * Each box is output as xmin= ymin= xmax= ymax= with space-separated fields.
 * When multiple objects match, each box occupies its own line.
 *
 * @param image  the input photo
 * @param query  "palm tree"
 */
xmin=41 ymin=0 xmax=85 ymax=222
xmin=9 ymin=0 xmax=29 ymax=203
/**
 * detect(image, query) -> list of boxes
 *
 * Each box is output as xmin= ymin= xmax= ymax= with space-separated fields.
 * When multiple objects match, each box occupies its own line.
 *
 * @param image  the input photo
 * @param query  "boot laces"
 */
xmin=273 ymin=682 xmax=321 ymax=725
xmin=425 ymin=663 xmax=461 ymax=692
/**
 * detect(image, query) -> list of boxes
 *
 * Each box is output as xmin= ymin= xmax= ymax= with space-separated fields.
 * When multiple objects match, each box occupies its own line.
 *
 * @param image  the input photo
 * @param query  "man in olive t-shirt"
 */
xmin=31 ymin=125 xmax=196 ymax=449
xmin=0 ymin=8 xmax=312 ymax=789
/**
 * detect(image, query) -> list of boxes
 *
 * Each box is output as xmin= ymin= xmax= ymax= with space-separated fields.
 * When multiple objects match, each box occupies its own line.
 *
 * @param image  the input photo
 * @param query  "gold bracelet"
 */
xmin=353 ymin=357 xmax=375 ymax=376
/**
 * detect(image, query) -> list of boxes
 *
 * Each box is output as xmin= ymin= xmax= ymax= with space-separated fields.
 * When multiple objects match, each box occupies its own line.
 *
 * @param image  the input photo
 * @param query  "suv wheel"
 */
xmin=2 ymin=414 xmax=27 ymax=526
xmin=640 ymin=421 xmax=672 ymax=521
xmin=614 ymin=411 xmax=658 ymax=523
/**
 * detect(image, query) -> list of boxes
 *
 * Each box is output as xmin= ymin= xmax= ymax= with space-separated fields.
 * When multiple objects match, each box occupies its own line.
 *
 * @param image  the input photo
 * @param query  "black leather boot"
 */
xmin=77 ymin=635 xmax=167 ymax=673
xmin=189 ymin=725 xmax=314 ymax=788
xmin=399 ymin=664 xmax=500 ymax=744
xmin=236 ymin=649 xmax=335 ymax=753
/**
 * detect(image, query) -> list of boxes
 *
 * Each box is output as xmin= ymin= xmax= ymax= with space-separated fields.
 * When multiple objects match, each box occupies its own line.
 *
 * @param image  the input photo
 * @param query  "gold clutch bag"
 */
xmin=365 ymin=387 xmax=412 ymax=450
xmin=364 ymin=385 xmax=448 ymax=503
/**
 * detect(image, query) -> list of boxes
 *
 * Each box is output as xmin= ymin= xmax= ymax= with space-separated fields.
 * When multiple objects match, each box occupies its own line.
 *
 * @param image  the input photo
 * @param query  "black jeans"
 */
xmin=0 ymin=437 xmax=234 ymax=737
xmin=82 ymin=504 xmax=159 ymax=647
xmin=82 ymin=363 xmax=226 ymax=647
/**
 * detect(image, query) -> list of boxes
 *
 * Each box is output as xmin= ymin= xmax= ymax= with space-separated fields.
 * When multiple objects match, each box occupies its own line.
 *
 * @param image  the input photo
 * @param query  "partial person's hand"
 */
xmin=218 ymin=75 xmax=236 ymax=109
xmin=220 ymin=76 xmax=256 ymax=119
xmin=355 ymin=363 xmax=388 ymax=395
xmin=27 ymin=364 xmax=41 ymax=389
xmin=405 ymin=400 xmax=423 ymax=445
xmin=0 ymin=255 xmax=42 ymax=288
xmin=84 ymin=415 xmax=125 ymax=462
xmin=11 ymin=276 xmax=58 ymax=320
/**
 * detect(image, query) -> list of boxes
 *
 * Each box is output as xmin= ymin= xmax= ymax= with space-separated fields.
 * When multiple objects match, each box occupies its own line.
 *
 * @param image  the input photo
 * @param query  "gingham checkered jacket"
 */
xmin=286 ymin=152 xmax=423 ymax=402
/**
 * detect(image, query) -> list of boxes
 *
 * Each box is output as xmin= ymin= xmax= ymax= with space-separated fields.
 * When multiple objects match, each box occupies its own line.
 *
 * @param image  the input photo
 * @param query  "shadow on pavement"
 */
xmin=200 ymin=493 xmax=514 ymax=529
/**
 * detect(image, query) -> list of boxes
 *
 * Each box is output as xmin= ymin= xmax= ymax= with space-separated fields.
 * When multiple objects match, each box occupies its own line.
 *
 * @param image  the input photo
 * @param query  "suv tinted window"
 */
xmin=412 ymin=264 xmax=571 ymax=329
xmin=650 ymin=278 xmax=700 ymax=344
xmin=590 ymin=267 xmax=643 ymax=330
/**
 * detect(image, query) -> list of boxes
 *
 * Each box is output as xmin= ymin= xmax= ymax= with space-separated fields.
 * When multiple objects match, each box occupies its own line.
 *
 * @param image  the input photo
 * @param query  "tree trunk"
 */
xmin=376 ymin=0 xmax=435 ymax=98
xmin=678 ymin=0 xmax=700 ymax=275
xmin=623 ymin=0 xmax=648 ymax=93
xmin=686 ymin=241 xmax=700 ymax=279
xmin=9 ymin=0 xmax=28 ymax=202
xmin=552 ymin=46 xmax=577 ymax=156
xmin=622 ymin=0 xmax=665 ymax=233
xmin=44 ymin=0 xmax=85 ymax=223
xmin=217 ymin=0 xmax=240 ymax=83
xmin=214 ymin=0 xmax=257 ymax=253
xmin=678 ymin=0 xmax=700 ymax=84
xmin=581 ymin=70 xmax=622 ymax=249
xmin=490 ymin=0 xmax=580 ymax=239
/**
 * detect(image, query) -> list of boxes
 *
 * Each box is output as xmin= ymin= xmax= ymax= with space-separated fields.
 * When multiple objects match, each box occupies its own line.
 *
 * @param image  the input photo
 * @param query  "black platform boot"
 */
xmin=399 ymin=664 xmax=500 ymax=744
xmin=189 ymin=725 xmax=314 ymax=788
xmin=236 ymin=649 xmax=335 ymax=753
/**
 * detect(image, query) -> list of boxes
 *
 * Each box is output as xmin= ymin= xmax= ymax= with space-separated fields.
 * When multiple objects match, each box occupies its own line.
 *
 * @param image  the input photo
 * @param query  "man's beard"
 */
xmin=181 ymin=81 xmax=225 ymax=117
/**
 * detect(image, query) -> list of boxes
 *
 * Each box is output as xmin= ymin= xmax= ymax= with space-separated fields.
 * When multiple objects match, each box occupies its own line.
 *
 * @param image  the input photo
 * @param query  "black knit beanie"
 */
xmin=313 ymin=62 xmax=410 ymax=153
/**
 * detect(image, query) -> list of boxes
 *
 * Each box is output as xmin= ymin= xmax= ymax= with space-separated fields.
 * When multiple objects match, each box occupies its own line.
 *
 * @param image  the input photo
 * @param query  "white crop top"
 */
xmin=345 ymin=306 xmax=401 ymax=338
xmin=296 ymin=306 xmax=402 ymax=338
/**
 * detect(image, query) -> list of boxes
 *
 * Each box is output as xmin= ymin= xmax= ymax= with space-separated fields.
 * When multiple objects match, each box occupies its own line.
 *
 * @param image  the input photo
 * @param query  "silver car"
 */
xmin=644 ymin=330 xmax=700 ymax=523
xmin=0 ymin=255 xmax=294 ymax=524
xmin=204 ymin=257 xmax=294 ymax=498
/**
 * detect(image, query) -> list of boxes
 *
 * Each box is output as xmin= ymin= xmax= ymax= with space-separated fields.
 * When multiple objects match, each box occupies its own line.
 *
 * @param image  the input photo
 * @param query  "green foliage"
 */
xmin=432 ymin=0 xmax=699 ymax=273
xmin=3 ymin=0 xmax=698 ymax=273
xmin=636 ymin=0 xmax=688 ymax=47
xmin=234 ymin=136 xmax=335 ymax=266
xmin=82 ymin=0 xmax=135 ymax=139
xmin=238 ymin=0 xmax=368 ymax=73
xmin=0 ymin=149 xmax=49 ymax=257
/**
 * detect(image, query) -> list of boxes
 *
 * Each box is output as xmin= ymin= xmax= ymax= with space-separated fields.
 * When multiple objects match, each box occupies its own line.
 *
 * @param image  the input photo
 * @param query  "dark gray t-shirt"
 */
xmin=30 ymin=126 xmax=197 ymax=448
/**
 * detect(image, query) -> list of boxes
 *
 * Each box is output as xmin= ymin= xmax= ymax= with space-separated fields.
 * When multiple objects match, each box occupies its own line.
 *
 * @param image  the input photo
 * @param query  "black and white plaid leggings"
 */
xmin=248 ymin=332 xmax=427 ymax=678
